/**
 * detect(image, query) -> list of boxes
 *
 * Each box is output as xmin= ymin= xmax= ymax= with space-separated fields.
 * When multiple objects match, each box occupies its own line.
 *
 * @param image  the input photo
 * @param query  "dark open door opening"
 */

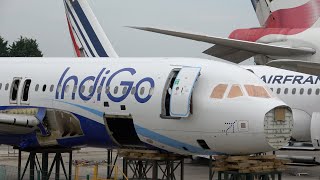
xmin=104 ymin=114 xmax=144 ymax=148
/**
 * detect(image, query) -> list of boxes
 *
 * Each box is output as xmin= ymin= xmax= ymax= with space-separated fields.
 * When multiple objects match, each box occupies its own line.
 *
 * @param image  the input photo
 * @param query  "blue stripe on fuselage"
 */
xmin=71 ymin=0 xmax=109 ymax=57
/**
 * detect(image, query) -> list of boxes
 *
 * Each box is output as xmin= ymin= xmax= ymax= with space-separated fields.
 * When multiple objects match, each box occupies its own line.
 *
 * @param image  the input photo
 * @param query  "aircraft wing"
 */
xmin=267 ymin=60 xmax=320 ymax=76
xmin=129 ymin=27 xmax=315 ymax=63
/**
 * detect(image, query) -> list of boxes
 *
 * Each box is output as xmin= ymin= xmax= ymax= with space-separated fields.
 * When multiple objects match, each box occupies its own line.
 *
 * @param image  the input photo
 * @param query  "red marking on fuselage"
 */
xmin=230 ymin=0 xmax=320 ymax=42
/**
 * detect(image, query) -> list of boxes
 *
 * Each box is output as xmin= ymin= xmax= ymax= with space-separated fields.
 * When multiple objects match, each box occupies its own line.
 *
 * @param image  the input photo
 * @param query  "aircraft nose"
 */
xmin=264 ymin=106 xmax=293 ymax=150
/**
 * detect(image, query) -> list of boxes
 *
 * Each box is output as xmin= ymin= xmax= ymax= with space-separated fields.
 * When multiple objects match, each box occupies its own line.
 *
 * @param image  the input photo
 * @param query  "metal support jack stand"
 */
xmin=17 ymin=148 xmax=75 ymax=180
xmin=106 ymin=149 xmax=119 ymax=179
xmin=122 ymin=156 xmax=184 ymax=180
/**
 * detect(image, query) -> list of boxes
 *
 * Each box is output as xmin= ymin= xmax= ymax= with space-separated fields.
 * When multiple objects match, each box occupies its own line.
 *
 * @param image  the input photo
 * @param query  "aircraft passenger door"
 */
xmin=20 ymin=79 xmax=32 ymax=105
xmin=170 ymin=67 xmax=201 ymax=117
xmin=9 ymin=77 xmax=22 ymax=104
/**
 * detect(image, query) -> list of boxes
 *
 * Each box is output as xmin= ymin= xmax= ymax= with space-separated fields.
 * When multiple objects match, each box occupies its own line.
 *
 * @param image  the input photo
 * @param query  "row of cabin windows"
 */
xmin=1 ymin=82 xmax=154 ymax=97
xmin=270 ymin=88 xmax=320 ymax=95
xmin=211 ymin=84 xmax=271 ymax=99
xmin=33 ymin=84 xmax=154 ymax=96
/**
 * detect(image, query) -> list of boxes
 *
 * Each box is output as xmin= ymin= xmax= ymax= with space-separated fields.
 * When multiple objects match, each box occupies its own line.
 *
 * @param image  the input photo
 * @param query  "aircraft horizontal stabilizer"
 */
xmin=267 ymin=60 xmax=320 ymax=76
xmin=129 ymin=26 xmax=315 ymax=63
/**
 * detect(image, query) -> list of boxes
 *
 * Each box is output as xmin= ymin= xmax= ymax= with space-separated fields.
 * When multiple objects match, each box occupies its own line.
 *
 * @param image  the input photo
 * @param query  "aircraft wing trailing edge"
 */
xmin=129 ymin=27 xmax=315 ymax=63
xmin=267 ymin=60 xmax=320 ymax=76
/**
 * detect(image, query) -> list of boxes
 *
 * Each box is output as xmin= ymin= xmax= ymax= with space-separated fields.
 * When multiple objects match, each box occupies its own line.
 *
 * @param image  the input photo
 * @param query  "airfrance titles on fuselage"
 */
xmin=261 ymin=75 xmax=320 ymax=84
xmin=55 ymin=67 xmax=155 ymax=103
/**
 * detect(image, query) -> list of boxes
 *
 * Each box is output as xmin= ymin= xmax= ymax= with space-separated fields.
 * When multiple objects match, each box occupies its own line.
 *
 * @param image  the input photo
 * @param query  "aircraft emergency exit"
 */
xmin=130 ymin=0 xmax=320 ymax=75
xmin=0 ymin=0 xmax=294 ymax=156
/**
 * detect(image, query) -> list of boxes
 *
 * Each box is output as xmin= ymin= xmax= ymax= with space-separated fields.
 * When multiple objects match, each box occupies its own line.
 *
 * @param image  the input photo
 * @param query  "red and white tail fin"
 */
xmin=251 ymin=0 xmax=320 ymax=28
xmin=63 ymin=0 xmax=118 ymax=57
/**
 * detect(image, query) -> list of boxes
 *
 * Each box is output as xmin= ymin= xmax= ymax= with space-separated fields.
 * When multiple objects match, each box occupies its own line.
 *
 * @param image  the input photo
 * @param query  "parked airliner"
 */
xmin=0 ymin=0 xmax=294 ymax=156
xmin=128 ymin=0 xmax=320 ymax=149
xmin=130 ymin=0 xmax=320 ymax=75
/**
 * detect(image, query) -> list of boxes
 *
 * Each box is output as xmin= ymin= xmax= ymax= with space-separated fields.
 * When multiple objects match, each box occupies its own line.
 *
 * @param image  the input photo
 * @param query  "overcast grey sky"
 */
xmin=0 ymin=0 xmax=258 ymax=60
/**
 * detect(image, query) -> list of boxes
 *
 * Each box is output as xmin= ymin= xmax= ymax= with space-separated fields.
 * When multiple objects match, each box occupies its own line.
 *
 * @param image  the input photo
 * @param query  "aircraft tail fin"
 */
xmin=250 ymin=0 xmax=320 ymax=29
xmin=63 ymin=0 xmax=118 ymax=57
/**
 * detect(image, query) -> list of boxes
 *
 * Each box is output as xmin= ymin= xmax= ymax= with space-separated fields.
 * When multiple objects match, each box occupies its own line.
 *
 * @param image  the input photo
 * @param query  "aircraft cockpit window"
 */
xmin=316 ymin=89 xmax=320 ymax=95
xmin=308 ymin=88 xmax=312 ymax=95
xmin=227 ymin=85 xmax=243 ymax=98
xmin=300 ymin=88 xmax=304 ymax=95
xmin=50 ymin=85 xmax=54 ymax=92
xmin=42 ymin=85 xmax=46 ymax=92
xmin=210 ymin=84 xmax=228 ymax=99
xmin=244 ymin=85 xmax=270 ymax=98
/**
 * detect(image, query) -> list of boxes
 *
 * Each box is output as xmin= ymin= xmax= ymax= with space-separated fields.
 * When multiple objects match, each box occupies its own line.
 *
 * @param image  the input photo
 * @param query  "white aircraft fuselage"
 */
xmin=0 ymin=58 xmax=292 ymax=155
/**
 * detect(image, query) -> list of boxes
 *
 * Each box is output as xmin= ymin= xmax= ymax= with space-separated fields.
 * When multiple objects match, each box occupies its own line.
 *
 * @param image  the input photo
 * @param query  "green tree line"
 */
xmin=0 ymin=36 xmax=43 ymax=57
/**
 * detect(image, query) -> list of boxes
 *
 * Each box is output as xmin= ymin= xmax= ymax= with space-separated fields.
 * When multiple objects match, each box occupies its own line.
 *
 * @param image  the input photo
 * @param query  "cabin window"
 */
xmin=97 ymin=86 xmax=102 ymax=94
xmin=284 ymin=88 xmax=288 ymax=95
xmin=308 ymin=88 xmax=312 ymax=95
xmin=35 ymin=84 xmax=39 ymax=92
xmin=131 ymin=87 xmax=136 ymax=95
xmin=227 ymin=85 xmax=243 ymax=98
xmin=300 ymin=88 xmax=304 ymax=95
xmin=105 ymin=86 xmax=110 ymax=94
xmin=122 ymin=87 xmax=128 ymax=95
xmin=244 ymin=85 xmax=270 ymax=98
xmin=10 ymin=79 xmax=20 ymax=101
xmin=276 ymin=88 xmax=281 ymax=94
xmin=149 ymin=87 xmax=154 ymax=95
xmin=114 ymin=86 xmax=119 ymax=94
xmin=316 ymin=89 xmax=320 ymax=95
xmin=211 ymin=84 xmax=228 ymax=99
xmin=5 ymin=83 xmax=9 ymax=91
xmin=89 ymin=86 xmax=94 ymax=94
xmin=22 ymin=79 xmax=31 ymax=102
xmin=42 ymin=85 xmax=47 ymax=92
xmin=80 ymin=86 xmax=85 ymax=93
xmin=65 ymin=85 xmax=70 ymax=93
xmin=140 ymin=87 xmax=145 ymax=95
xmin=292 ymin=88 xmax=296 ymax=95
xmin=57 ymin=85 xmax=62 ymax=93
xmin=50 ymin=85 xmax=54 ymax=92
xmin=73 ymin=86 xmax=78 ymax=93
xmin=270 ymin=88 xmax=273 ymax=92
xmin=0 ymin=83 xmax=2 ymax=90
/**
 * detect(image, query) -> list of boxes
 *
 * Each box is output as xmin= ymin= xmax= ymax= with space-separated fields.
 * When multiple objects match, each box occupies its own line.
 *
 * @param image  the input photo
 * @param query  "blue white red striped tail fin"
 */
xmin=63 ymin=0 xmax=118 ymax=58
